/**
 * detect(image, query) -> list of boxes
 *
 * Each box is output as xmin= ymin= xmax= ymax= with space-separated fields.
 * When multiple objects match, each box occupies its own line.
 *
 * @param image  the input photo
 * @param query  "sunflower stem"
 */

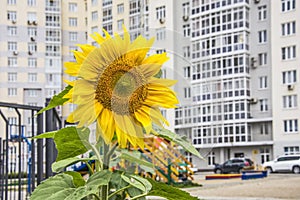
xmin=91 ymin=144 xmax=103 ymax=171
xmin=101 ymin=141 xmax=110 ymax=200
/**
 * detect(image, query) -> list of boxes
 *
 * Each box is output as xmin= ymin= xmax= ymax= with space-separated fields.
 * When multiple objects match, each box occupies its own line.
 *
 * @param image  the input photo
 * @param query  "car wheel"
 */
xmin=292 ymin=166 xmax=300 ymax=174
xmin=215 ymin=169 xmax=222 ymax=174
xmin=266 ymin=167 xmax=273 ymax=174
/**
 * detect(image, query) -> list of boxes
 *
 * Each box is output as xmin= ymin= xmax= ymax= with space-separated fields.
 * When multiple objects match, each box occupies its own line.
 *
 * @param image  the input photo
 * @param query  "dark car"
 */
xmin=214 ymin=158 xmax=254 ymax=174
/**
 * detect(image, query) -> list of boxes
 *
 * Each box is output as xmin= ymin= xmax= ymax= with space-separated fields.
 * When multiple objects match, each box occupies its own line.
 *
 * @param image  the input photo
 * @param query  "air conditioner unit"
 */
xmin=33 ymin=21 xmax=38 ymax=25
xmin=159 ymin=18 xmax=165 ymax=24
xmin=250 ymin=98 xmax=257 ymax=104
xmin=287 ymin=84 xmax=294 ymax=91
xmin=27 ymin=20 xmax=32 ymax=25
xmin=30 ymin=37 xmax=36 ymax=42
xmin=13 ymin=51 xmax=18 ymax=55
xmin=12 ymin=20 xmax=17 ymax=24
xmin=28 ymin=51 xmax=33 ymax=55
xmin=254 ymin=0 xmax=260 ymax=3
xmin=251 ymin=57 xmax=257 ymax=68
xmin=183 ymin=15 xmax=189 ymax=21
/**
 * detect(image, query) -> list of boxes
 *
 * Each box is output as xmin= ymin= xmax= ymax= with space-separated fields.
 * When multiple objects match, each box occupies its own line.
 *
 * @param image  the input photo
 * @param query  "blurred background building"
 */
xmin=0 ymin=0 xmax=299 ymax=170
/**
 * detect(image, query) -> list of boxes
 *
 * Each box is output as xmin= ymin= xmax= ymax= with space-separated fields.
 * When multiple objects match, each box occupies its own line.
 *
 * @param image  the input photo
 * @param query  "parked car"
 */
xmin=214 ymin=158 xmax=254 ymax=174
xmin=262 ymin=154 xmax=300 ymax=174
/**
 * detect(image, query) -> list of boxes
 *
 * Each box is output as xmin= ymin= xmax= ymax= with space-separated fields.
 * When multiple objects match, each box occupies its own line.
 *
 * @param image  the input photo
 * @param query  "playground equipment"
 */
xmin=137 ymin=136 xmax=195 ymax=184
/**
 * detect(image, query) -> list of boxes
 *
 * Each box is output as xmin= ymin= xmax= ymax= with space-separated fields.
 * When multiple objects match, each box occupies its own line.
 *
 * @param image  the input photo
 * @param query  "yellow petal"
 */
xmin=97 ymin=109 xmax=115 ymax=144
xmin=135 ymin=106 xmax=152 ymax=134
xmin=64 ymin=62 xmax=80 ymax=76
xmin=148 ymin=77 xmax=177 ymax=87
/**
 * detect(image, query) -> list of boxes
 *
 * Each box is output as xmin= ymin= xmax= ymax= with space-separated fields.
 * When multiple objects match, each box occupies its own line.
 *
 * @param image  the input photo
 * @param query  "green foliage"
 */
xmin=152 ymin=124 xmax=203 ymax=159
xmin=52 ymin=156 xmax=96 ymax=173
xmin=32 ymin=131 xmax=56 ymax=139
xmin=118 ymin=149 xmax=155 ymax=173
xmin=37 ymin=85 xmax=72 ymax=115
xmin=30 ymin=174 xmax=76 ymax=200
xmin=54 ymin=127 xmax=91 ymax=161
xmin=63 ymin=171 xmax=85 ymax=188
xmin=147 ymin=179 xmax=199 ymax=200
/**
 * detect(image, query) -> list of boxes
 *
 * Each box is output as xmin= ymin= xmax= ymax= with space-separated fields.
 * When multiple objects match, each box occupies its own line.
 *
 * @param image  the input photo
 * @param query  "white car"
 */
xmin=262 ymin=155 xmax=300 ymax=174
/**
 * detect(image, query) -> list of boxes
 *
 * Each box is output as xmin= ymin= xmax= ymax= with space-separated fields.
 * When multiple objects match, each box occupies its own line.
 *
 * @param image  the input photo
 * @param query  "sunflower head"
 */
xmin=64 ymin=28 xmax=178 ymax=148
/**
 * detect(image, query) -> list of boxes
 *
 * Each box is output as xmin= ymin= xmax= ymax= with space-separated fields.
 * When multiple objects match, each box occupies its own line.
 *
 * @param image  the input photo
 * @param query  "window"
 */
xmin=184 ymin=87 xmax=191 ymax=98
xmin=282 ymin=46 xmax=296 ymax=60
xmin=8 ymin=0 xmax=16 ymax=5
xmin=28 ymin=43 xmax=37 ymax=53
xmin=69 ymin=3 xmax=77 ymax=12
xmin=182 ymin=2 xmax=189 ymax=17
xmin=91 ymin=0 xmax=97 ymax=6
xmin=69 ymin=32 xmax=78 ymax=41
xmin=281 ymin=21 xmax=296 ymax=36
xmin=8 ymin=72 xmax=17 ymax=82
xmin=258 ymin=30 xmax=267 ymax=43
xmin=8 ymin=117 xmax=17 ymax=125
xmin=129 ymin=15 xmax=140 ymax=30
xmin=8 ymin=57 xmax=17 ymax=67
xmin=117 ymin=3 xmax=124 ymax=14
xmin=8 ymin=88 xmax=17 ymax=96
xmin=7 ymin=26 xmax=17 ymax=36
xmin=7 ymin=11 xmax=17 ymax=21
xmin=260 ymin=123 xmax=269 ymax=135
xmin=281 ymin=0 xmax=296 ymax=12
xmin=8 ymin=42 xmax=17 ymax=51
xmin=28 ymin=27 xmax=37 ymax=37
xmin=28 ymin=73 xmax=37 ymax=82
xmin=156 ymin=49 xmax=166 ymax=54
xmin=69 ymin=18 xmax=77 ymax=27
xmin=103 ymin=8 xmax=112 ymax=22
xmin=183 ymin=46 xmax=190 ymax=58
xmin=129 ymin=0 xmax=140 ymax=15
xmin=282 ymin=70 xmax=297 ymax=84
xmin=259 ymin=76 xmax=267 ymax=89
xmin=284 ymin=119 xmax=298 ymax=133
xmin=28 ymin=89 xmax=38 ymax=97
xmin=183 ymin=24 xmax=190 ymax=37
xmin=91 ymin=11 xmax=98 ymax=21
xmin=283 ymin=95 xmax=297 ymax=108
xmin=208 ymin=151 xmax=215 ymax=166
xmin=258 ymin=53 xmax=267 ymax=66
xmin=27 ymin=0 xmax=36 ymax=6
xmin=284 ymin=146 xmax=300 ymax=155
xmin=117 ymin=19 xmax=124 ymax=30
xmin=184 ymin=66 xmax=190 ymax=78
xmin=28 ymin=58 xmax=37 ymax=68
xmin=260 ymin=148 xmax=270 ymax=164
xmin=156 ymin=28 xmax=166 ymax=40
xmin=259 ymin=99 xmax=268 ymax=112
xmin=156 ymin=6 xmax=166 ymax=20
xmin=258 ymin=5 xmax=267 ymax=21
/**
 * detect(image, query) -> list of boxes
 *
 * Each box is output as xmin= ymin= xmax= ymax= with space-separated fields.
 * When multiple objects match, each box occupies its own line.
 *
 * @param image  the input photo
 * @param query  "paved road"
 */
xmin=184 ymin=172 xmax=300 ymax=200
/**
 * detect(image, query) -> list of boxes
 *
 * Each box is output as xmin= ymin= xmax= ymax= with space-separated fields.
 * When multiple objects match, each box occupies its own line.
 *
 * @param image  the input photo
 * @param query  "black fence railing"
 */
xmin=0 ymin=102 xmax=61 ymax=200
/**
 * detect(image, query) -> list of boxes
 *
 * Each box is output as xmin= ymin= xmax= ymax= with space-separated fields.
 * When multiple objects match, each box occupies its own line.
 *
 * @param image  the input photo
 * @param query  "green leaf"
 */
xmin=32 ymin=131 xmax=56 ymax=139
xmin=30 ymin=174 xmax=76 ymax=200
xmin=147 ymin=179 xmax=199 ymax=200
xmin=65 ymin=170 xmax=112 ymax=200
xmin=64 ymin=171 xmax=85 ymax=188
xmin=152 ymin=124 xmax=203 ymax=159
xmin=37 ymin=85 xmax=72 ymax=115
xmin=154 ymin=69 xmax=162 ymax=78
xmin=121 ymin=174 xmax=146 ymax=192
xmin=52 ymin=156 xmax=96 ymax=173
xmin=54 ymin=127 xmax=92 ymax=161
xmin=118 ymin=149 xmax=155 ymax=173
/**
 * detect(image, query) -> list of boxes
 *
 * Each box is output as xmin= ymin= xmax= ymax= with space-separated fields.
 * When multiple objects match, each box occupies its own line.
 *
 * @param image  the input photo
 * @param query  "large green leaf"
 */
xmin=65 ymin=170 xmax=112 ymax=200
xmin=121 ymin=174 xmax=146 ymax=192
xmin=63 ymin=171 xmax=85 ymax=188
xmin=30 ymin=174 xmax=76 ymax=200
xmin=37 ymin=85 xmax=72 ymax=115
xmin=54 ymin=127 xmax=92 ymax=161
xmin=52 ymin=156 xmax=96 ymax=173
xmin=32 ymin=131 xmax=56 ymax=139
xmin=118 ymin=149 xmax=155 ymax=173
xmin=152 ymin=124 xmax=203 ymax=159
xmin=147 ymin=179 xmax=199 ymax=200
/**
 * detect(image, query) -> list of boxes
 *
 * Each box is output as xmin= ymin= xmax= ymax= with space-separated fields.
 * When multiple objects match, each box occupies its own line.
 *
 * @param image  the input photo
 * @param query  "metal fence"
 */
xmin=0 ymin=102 xmax=61 ymax=200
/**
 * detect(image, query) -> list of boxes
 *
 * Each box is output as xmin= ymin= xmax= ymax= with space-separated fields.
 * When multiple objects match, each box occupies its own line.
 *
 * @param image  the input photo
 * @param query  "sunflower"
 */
xmin=64 ymin=28 xmax=178 ymax=148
